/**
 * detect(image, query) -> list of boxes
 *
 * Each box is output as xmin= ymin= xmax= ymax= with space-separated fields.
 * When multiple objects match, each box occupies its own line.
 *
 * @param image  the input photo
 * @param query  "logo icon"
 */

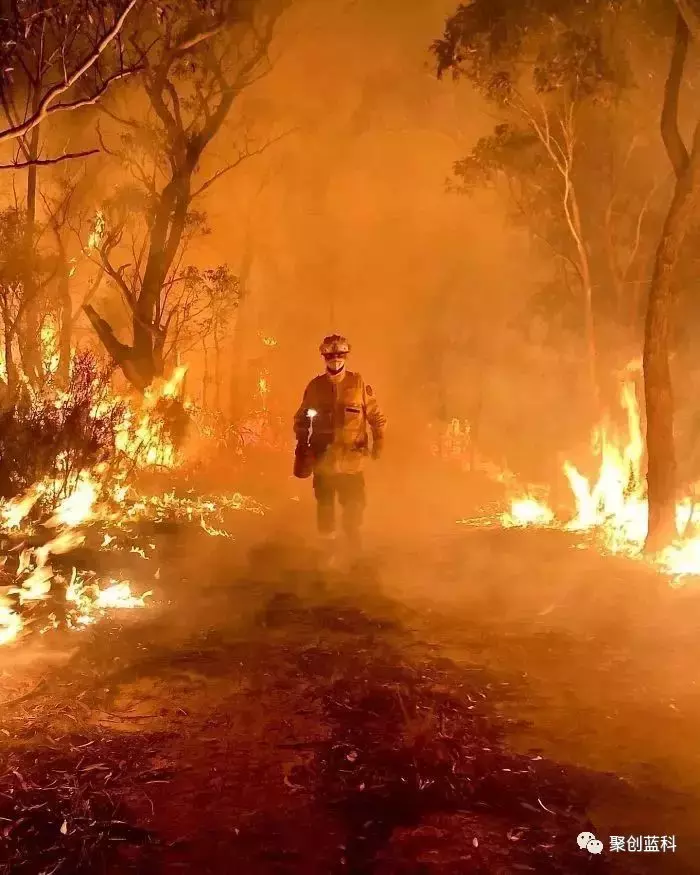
xmin=577 ymin=832 xmax=604 ymax=855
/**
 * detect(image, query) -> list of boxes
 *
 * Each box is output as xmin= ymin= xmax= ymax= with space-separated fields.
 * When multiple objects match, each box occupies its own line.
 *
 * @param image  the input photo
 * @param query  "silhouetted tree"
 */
xmin=432 ymin=0 xmax=657 ymax=415
xmin=643 ymin=4 xmax=700 ymax=549
xmin=435 ymin=0 xmax=700 ymax=550
xmin=0 ymin=0 xmax=141 ymax=391
xmin=83 ymin=0 xmax=288 ymax=392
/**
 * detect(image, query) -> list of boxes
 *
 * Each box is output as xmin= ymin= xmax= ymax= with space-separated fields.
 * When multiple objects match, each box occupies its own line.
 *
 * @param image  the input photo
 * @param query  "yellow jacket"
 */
xmin=294 ymin=370 xmax=386 ymax=474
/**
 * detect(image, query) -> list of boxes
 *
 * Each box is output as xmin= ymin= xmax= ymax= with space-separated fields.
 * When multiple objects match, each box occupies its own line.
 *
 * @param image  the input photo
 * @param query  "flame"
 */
xmin=0 ymin=600 xmax=22 ymax=645
xmin=496 ymin=376 xmax=700 ymax=583
xmin=106 ymin=368 xmax=190 ymax=469
xmin=87 ymin=210 xmax=105 ymax=251
xmin=563 ymin=383 xmax=646 ymax=550
xmin=40 ymin=318 xmax=61 ymax=377
xmin=0 ymin=317 xmax=267 ymax=647
xmin=1 ymin=482 xmax=46 ymax=530
xmin=501 ymin=496 xmax=554 ymax=528
xmin=16 ymin=565 xmax=53 ymax=603
xmin=200 ymin=516 xmax=232 ymax=537
xmin=95 ymin=581 xmax=152 ymax=610
xmin=162 ymin=365 xmax=187 ymax=399
xmin=47 ymin=474 xmax=98 ymax=528
xmin=66 ymin=568 xmax=151 ymax=627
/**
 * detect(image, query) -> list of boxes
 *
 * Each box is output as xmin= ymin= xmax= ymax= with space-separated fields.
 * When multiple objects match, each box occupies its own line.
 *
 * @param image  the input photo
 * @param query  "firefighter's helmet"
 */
xmin=319 ymin=334 xmax=351 ymax=356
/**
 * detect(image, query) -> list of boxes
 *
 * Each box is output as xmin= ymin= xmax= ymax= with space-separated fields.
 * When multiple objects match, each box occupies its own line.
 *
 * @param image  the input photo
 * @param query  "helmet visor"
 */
xmin=323 ymin=352 xmax=347 ymax=361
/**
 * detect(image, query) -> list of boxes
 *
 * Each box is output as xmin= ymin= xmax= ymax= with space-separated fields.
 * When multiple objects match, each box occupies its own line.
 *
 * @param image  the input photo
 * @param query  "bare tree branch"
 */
xmin=0 ymin=148 xmax=99 ymax=169
xmin=0 ymin=0 xmax=139 ymax=146
xmin=77 ymin=266 xmax=106 ymax=317
xmin=85 ymin=2 xmax=286 ymax=390
xmin=191 ymin=128 xmax=297 ymax=199
xmin=505 ymin=174 xmax=581 ymax=278
xmin=625 ymin=175 xmax=665 ymax=278
xmin=174 ymin=23 xmax=227 ymax=56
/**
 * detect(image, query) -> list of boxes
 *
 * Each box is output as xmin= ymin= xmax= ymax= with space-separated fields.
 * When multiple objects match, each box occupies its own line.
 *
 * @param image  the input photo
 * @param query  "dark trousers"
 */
xmin=313 ymin=472 xmax=365 ymax=540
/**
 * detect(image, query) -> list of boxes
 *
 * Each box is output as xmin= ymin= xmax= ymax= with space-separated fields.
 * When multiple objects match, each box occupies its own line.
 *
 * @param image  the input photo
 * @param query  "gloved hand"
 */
xmin=371 ymin=440 xmax=383 ymax=461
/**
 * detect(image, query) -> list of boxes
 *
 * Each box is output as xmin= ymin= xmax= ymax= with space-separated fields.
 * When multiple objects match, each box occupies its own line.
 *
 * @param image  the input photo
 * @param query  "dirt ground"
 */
xmin=0 ymin=460 xmax=699 ymax=874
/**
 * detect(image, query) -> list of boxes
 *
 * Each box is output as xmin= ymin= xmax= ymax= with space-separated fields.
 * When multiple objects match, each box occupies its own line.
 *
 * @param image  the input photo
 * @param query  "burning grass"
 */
xmin=0 ymin=346 xmax=269 ymax=650
xmin=0 ymin=479 xmax=266 ymax=648
xmin=463 ymin=370 xmax=700 ymax=585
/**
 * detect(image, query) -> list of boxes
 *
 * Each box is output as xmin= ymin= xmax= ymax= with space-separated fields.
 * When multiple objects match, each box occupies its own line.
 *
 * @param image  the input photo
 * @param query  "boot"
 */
xmin=317 ymin=531 xmax=337 ymax=569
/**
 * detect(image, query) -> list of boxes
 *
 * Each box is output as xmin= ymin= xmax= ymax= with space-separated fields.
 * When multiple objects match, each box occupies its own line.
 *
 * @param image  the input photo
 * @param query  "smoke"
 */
xmin=0 ymin=0 xmax=688 ymax=490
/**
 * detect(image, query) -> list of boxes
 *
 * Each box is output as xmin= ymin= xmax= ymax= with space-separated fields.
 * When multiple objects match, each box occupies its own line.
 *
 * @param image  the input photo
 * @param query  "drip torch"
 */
xmin=293 ymin=408 xmax=317 ymax=479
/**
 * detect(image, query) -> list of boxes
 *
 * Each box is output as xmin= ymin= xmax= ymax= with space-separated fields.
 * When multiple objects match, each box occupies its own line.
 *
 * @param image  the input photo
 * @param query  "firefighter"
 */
xmin=294 ymin=334 xmax=385 ymax=551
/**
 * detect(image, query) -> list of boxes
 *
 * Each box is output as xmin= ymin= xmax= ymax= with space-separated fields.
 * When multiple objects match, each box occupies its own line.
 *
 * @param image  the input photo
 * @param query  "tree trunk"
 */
xmin=83 ymin=303 xmax=150 ymax=392
xmin=227 ymin=232 xmax=254 ymax=423
xmin=644 ymin=125 xmax=700 ymax=551
xmin=57 ymin=260 xmax=72 ymax=386
xmin=91 ymin=169 xmax=194 ymax=392
xmin=201 ymin=338 xmax=209 ymax=408
xmin=2 ymin=301 xmax=18 ymax=401
xmin=134 ymin=173 xmax=192 ymax=379
xmin=469 ymin=385 xmax=484 ymax=474
xmin=567 ymin=186 xmax=600 ymax=416
xmin=19 ymin=123 xmax=43 ymax=386
xmin=213 ymin=330 xmax=221 ymax=412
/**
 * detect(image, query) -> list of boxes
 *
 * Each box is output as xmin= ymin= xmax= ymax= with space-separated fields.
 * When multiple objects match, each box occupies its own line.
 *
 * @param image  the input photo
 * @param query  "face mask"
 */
xmin=325 ymin=356 xmax=346 ymax=375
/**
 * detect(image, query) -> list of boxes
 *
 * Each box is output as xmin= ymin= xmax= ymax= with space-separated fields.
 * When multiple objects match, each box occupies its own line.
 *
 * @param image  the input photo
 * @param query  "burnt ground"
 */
xmin=0 ymin=465 xmax=699 ymax=875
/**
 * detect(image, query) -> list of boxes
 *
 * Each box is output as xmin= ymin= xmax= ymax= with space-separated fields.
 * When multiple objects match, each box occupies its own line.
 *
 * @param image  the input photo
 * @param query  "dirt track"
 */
xmin=1 ymin=471 xmax=699 ymax=874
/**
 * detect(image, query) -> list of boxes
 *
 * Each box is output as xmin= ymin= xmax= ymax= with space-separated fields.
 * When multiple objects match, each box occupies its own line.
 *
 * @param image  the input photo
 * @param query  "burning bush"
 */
xmin=0 ymin=351 xmax=125 ymax=503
